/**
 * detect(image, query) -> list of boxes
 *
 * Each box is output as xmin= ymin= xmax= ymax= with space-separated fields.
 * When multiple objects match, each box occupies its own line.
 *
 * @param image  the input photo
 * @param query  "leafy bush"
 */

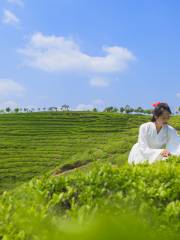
xmin=0 ymin=155 xmax=180 ymax=239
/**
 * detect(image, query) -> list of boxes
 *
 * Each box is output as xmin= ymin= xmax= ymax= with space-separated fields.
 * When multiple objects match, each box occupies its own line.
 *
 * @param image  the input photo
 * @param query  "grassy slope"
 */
xmin=0 ymin=111 xmax=180 ymax=194
xmin=0 ymin=113 xmax=180 ymax=239
xmin=0 ymin=111 xmax=148 ymax=193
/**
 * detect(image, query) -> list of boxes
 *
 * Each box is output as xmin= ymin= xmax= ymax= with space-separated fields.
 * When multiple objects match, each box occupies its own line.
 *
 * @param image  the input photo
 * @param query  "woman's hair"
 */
xmin=151 ymin=102 xmax=172 ymax=122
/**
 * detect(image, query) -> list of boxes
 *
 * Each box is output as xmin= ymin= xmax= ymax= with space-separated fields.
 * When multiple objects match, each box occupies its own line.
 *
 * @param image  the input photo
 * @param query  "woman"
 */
xmin=128 ymin=102 xmax=180 ymax=164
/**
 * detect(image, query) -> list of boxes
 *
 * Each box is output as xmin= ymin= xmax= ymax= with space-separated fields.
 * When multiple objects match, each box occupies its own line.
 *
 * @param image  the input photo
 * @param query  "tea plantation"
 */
xmin=0 ymin=112 xmax=180 ymax=239
xmin=0 ymin=111 xmax=148 ymax=193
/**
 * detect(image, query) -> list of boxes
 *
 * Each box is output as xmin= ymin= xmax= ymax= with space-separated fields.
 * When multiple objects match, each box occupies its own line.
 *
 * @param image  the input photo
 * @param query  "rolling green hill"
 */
xmin=0 ymin=111 xmax=149 ymax=194
xmin=0 ymin=112 xmax=180 ymax=239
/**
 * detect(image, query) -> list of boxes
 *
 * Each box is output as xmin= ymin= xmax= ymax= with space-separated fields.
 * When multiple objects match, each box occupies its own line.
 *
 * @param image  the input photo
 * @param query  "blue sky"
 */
xmin=0 ymin=0 xmax=180 ymax=112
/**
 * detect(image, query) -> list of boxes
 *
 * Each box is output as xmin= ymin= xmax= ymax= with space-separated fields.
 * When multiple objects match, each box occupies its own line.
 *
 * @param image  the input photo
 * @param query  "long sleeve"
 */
xmin=166 ymin=127 xmax=180 ymax=156
xmin=138 ymin=124 xmax=163 ymax=164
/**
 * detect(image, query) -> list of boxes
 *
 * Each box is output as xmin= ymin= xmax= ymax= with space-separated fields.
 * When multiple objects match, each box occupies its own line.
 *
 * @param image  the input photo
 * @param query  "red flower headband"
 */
xmin=152 ymin=101 xmax=161 ymax=107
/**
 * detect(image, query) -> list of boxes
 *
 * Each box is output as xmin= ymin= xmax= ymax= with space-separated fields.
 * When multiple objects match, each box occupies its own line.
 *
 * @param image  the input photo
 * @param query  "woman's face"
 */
xmin=155 ymin=111 xmax=171 ymax=125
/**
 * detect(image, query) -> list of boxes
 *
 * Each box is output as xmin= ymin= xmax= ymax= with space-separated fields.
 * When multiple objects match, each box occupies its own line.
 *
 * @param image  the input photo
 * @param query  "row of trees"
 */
xmin=102 ymin=105 xmax=149 ymax=114
xmin=0 ymin=104 xmax=70 ymax=114
xmin=103 ymin=105 xmax=180 ymax=115
xmin=0 ymin=104 xmax=180 ymax=115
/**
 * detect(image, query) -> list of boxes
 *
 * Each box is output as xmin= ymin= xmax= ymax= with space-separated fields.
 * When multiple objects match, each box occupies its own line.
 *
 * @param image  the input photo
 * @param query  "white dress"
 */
xmin=128 ymin=121 xmax=180 ymax=164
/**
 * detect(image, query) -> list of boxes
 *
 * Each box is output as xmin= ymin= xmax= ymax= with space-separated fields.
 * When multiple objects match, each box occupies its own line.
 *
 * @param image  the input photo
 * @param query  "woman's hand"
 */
xmin=160 ymin=149 xmax=171 ymax=157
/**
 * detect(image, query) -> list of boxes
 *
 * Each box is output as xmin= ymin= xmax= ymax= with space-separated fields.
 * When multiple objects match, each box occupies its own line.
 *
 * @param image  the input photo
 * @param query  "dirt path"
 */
xmin=51 ymin=159 xmax=92 ymax=176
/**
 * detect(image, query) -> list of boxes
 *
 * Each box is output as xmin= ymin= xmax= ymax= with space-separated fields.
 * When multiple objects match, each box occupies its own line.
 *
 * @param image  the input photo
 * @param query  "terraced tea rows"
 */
xmin=0 ymin=113 xmax=180 ymax=239
xmin=0 ymin=111 xmax=147 ymax=193
xmin=0 ymin=111 xmax=179 ymax=194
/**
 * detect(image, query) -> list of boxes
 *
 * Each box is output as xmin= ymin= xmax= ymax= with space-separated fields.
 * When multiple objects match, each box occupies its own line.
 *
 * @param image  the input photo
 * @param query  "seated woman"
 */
xmin=128 ymin=102 xmax=180 ymax=164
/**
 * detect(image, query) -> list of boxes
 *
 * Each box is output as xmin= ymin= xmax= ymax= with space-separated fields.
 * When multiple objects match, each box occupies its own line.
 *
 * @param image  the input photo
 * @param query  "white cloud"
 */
xmin=73 ymin=99 xmax=105 ymax=111
xmin=18 ymin=32 xmax=135 ymax=73
xmin=2 ymin=9 xmax=20 ymax=25
xmin=89 ymin=77 xmax=110 ymax=87
xmin=7 ymin=0 xmax=23 ymax=7
xmin=74 ymin=104 xmax=94 ymax=111
xmin=0 ymin=79 xmax=26 ymax=97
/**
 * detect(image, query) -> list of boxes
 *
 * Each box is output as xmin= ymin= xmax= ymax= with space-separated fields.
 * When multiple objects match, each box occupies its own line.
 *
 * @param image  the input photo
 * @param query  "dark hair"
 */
xmin=151 ymin=102 xmax=172 ymax=122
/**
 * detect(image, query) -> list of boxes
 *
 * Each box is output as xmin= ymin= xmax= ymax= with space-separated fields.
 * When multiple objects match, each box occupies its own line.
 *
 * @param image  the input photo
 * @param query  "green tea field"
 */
xmin=0 ymin=112 xmax=180 ymax=239
xmin=0 ymin=111 xmax=149 ymax=193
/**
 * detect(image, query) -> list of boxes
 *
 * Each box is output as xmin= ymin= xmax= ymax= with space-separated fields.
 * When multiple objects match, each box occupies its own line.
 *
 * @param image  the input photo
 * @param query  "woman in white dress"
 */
xmin=128 ymin=102 xmax=180 ymax=164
